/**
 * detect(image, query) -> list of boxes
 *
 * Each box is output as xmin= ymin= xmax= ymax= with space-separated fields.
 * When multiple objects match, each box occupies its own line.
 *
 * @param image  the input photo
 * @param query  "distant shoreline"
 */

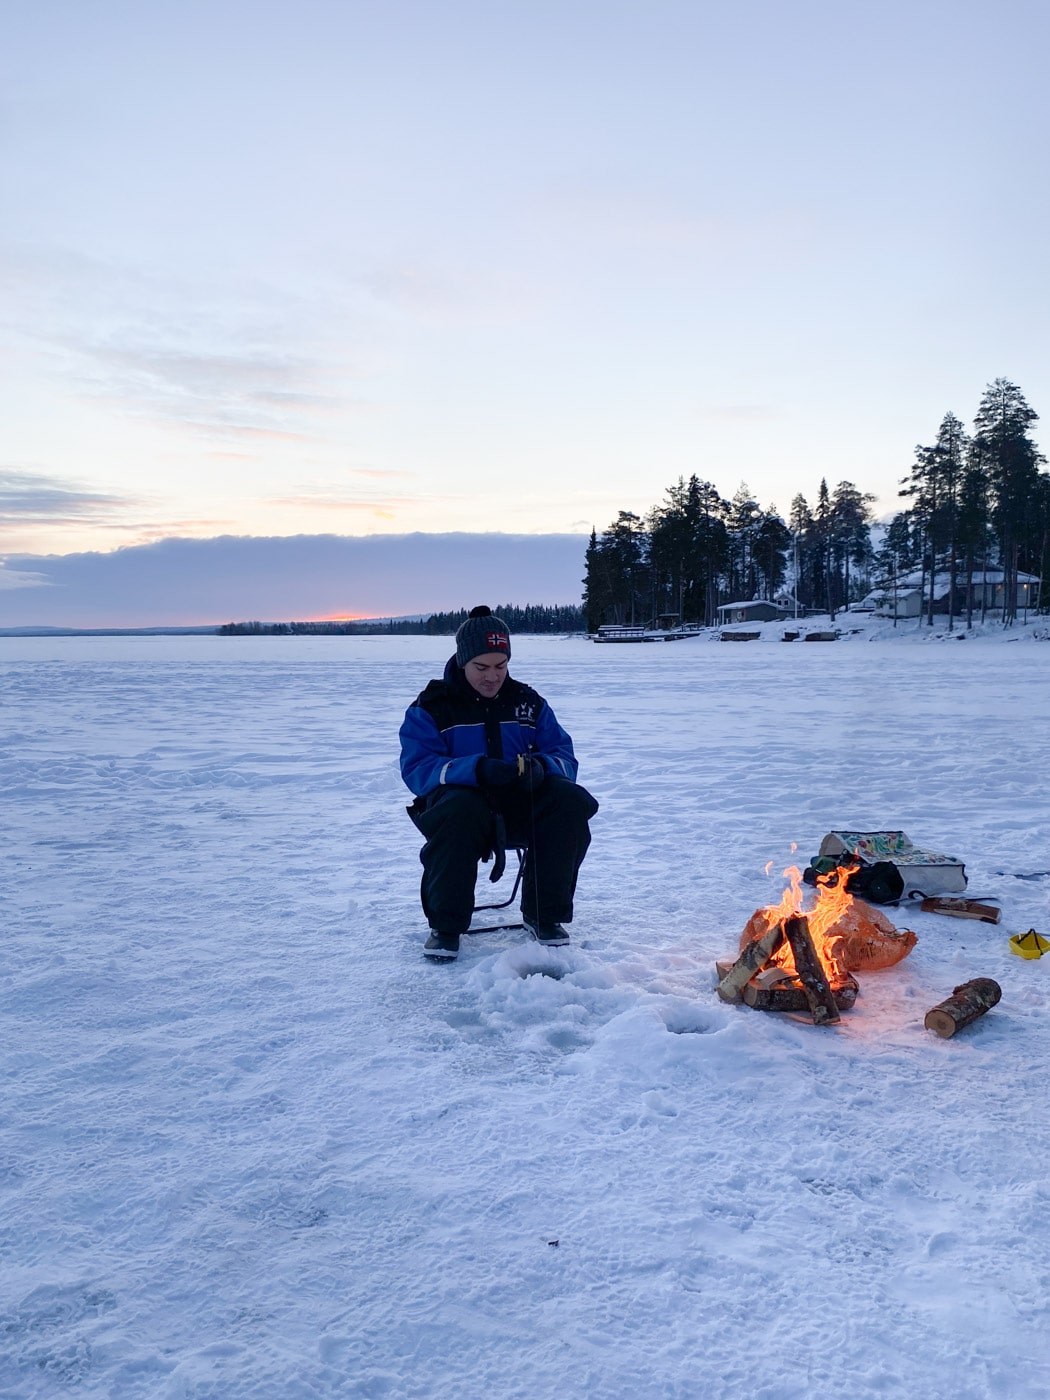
xmin=0 ymin=626 xmax=220 ymax=637
xmin=2 ymin=614 xmax=1047 ymax=643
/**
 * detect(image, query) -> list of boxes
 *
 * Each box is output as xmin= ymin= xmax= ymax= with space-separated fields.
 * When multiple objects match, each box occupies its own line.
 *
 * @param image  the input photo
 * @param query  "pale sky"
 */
xmin=2 ymin=0 xmax=1049 ymax=619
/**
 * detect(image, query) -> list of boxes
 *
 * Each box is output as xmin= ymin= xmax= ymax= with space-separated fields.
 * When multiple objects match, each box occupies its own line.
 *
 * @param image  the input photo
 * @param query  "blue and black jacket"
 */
xmin=399 ymin=655 xmax=579 ymax=799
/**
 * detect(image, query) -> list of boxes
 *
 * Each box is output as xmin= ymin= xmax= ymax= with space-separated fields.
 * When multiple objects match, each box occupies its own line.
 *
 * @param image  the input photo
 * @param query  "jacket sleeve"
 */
xmin=533 ymin=700 xmax=579 ymax=781
xmin=399 ymin=703 xmax=481 ymax=797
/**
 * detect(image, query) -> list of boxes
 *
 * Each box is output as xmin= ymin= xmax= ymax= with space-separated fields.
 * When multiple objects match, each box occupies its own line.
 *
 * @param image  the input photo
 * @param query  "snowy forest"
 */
xmin=583 ymin=378 xmax=1050 ymax=630
xmin=218 ymin=605 xmax=585 ymax=636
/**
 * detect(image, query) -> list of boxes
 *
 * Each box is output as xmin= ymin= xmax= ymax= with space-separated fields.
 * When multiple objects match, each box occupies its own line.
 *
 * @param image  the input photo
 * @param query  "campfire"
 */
xmin=717 ymin=861 xmax=916 ymax=1025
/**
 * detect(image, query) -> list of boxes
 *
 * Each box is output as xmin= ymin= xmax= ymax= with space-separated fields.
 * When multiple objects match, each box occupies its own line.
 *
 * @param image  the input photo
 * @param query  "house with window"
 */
xmin=864 ymin=570 xmax=1041 ymax=618
xmin=715 ymin=600 xmax=788 ymax=625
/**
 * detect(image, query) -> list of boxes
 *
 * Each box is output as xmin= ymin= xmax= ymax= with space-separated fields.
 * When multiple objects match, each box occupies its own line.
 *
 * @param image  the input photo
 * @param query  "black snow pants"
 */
xmin=410 ymin=776 xmax=599 ymax=936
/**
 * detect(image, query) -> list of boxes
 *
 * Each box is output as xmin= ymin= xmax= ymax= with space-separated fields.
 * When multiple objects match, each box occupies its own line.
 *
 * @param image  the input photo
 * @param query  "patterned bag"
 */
xmin=811 ymin=830 xmax=967 ymax=902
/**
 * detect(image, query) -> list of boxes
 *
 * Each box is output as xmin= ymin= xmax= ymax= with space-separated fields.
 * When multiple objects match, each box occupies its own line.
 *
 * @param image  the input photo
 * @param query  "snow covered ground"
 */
xmin=710 ymin=609 xmax=1050 ymax=645
xmin=2 ymin=632 xmax=1049 ymax=1399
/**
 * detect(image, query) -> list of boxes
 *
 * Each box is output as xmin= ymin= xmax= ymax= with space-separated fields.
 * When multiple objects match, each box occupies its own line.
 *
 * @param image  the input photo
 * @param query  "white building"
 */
xmin=864 ymin=570 xmax=1041 ymax=618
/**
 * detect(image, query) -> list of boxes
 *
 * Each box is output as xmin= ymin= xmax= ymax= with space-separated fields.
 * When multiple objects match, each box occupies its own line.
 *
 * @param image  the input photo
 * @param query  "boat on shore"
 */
xmin=590 ymin=624 xmax=707 ymax=643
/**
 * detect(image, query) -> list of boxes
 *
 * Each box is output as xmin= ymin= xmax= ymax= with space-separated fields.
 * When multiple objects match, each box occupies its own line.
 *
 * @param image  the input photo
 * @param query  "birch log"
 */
xmin=920 ymin=897 xmax=1001 ymax=925
xmin=782 ymin=914 xmax=840 ymax=1025
xmin=924 ymin=978 xmax=1002 ymax=1039
xmin=717 ymin=921 xmax=785 ymax=1002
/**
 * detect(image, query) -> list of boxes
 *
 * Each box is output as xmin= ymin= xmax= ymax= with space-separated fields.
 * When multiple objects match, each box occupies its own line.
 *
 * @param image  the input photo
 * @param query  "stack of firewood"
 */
xmin=718 ymin=914 xmax=1002 ymax=1039
xmin=716 ymin=913 xmax=857 ymax=1025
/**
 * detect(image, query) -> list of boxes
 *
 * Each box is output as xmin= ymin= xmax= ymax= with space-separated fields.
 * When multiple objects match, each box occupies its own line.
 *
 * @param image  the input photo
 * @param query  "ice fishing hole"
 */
xmin=662 ymin=1009 xmax=717 ymax=1035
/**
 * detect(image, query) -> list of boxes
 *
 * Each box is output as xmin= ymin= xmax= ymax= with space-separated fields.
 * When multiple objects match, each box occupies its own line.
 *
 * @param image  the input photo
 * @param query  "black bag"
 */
xmin=803 ymin=859 xmax=905 ymax=906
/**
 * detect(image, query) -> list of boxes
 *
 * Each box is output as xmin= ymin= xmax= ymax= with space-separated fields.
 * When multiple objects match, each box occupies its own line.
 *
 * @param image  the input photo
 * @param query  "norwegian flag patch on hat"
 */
xmin=455 ymin=606 xmax=512 ymax=666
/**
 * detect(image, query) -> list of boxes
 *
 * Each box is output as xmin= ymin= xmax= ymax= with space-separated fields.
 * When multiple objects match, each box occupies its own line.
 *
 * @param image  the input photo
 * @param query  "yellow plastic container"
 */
xmin=1009 ymin=929 xmax=1050 ymax=959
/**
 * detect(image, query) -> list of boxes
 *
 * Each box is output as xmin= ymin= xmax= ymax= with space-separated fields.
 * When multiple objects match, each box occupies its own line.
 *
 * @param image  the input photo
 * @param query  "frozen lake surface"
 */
xmin=2 ymin=633 xmax=1049 ymax=1398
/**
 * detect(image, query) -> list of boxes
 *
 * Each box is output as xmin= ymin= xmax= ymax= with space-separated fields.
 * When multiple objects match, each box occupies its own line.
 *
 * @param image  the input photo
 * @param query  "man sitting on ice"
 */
xmin=399 ymin=606 xmax=598 ymax=961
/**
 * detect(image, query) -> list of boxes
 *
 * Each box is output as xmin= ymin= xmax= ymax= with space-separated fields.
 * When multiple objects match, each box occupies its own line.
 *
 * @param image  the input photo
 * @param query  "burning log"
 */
xmin=721 ymin=856 xmax=914 ymax=1024
xmin=924 ymin=978 xmax=1002 ymax=1039
xmin=717 ymin=917 xmax=858 ymax=1018
xmin=742 ymin=970 xmax=858 ymax=1014
xmin=739 ymin=893 xmax=914 ymax=973
xmin=782 ymin=914 xmax=840 ymax=1025
xmin=717 ymin=921 xmax=785 ymax=1003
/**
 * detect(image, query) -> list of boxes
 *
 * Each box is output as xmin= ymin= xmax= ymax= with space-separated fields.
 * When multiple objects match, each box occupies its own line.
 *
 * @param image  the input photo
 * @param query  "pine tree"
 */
xmin=725 ymin=484 xmax=762 ymax=601
xmin=582 ymin=529 xmax=610 ymax=632
xmin=957 ymin=454 xmax=992 ymax=627
xmin=648 ymin=480 xmax=693 ymax=622
xmin=972 ymin=379 xmax=1045 ymax=623
xmin=1031 ymin=474 xmax=1050 ymax=614
xmin=900 ymin=414 xmax=968 ymax=626
xmin=590 ymin=511 xmax=650 ymax=626
xmin=754 ymin=508 xmax=791 ymax=600
xmin=874 ymin=513 xmax=919 ymax=625
xmin=683 ymin=477 xmax=729 ymax=624
xmin=814 ymin=479 xmax=834 ymax=617
xmin=930 ymin=412 xmax=968 ymax=629
xmin=789 ymin=494 xmax=815 ymax=612
xmin=830 ymin=481 xmax=875 ymax=610
xmin=899 ymin=442 xmax=937 ymax=625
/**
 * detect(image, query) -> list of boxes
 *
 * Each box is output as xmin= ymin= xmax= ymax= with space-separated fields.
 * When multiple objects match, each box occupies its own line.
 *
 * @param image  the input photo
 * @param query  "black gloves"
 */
xmin=476 ymin=757 xmax=517 ymax=787
xmin=519 ymin=756 xmax=546 ymax=790
xmin=475 ymin=755 xmax=547 ymax=790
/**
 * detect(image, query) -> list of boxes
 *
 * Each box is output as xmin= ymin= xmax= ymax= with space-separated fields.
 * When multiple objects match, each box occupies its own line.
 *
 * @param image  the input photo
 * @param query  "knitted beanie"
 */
xmin=455 ymin=605 xmax=512 ymax=666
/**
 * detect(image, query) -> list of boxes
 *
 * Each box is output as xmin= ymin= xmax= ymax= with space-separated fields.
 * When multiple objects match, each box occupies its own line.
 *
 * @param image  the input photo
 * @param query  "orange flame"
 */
xmin=763 ymin=864 xmax=805 ymax=926
xmin=760 ymin=861 xmax=858 ymax=982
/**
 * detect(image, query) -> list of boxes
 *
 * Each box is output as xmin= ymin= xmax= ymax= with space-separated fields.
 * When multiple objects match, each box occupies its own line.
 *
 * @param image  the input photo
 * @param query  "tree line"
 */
xmin=584 ymin=478 xmax=876 ymax=629
xmin=217 ymin=604 xmax=585 ymax=637
xmin=413 ymin=604 xmax=584 ymax=634
xmin=883 ymin=378 xmax=1049 ymax=628
xmin=217 ymin=620 xmax=359 ymax=634
xmin=584 ymin=377 xmax=1050 ymax=630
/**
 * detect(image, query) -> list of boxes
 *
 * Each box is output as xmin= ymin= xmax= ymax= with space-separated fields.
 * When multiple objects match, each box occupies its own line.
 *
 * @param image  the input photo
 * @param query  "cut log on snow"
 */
xmin=717 ymin=922 xmax=785 ymax=1002
xmin=920 ymin=897 xmax=1001 ymax=925
xmin=782 ymin=914 xmax=840 ymax=1025
xmin=924 ymin=978 xmax=1002 ymax=1039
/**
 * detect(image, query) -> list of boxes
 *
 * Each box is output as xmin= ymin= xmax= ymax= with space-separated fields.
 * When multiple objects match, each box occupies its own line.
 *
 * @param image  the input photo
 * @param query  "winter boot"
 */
xmin=424 ymin=930 xmax=460 ymax=961
xmin=523 ymin=918 xmax=570 ymax=948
